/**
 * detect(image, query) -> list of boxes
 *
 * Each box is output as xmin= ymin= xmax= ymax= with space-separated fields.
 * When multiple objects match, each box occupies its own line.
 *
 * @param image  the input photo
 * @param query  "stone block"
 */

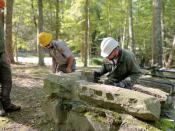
xmin=43 ymin=73 xmax=81 ymax=99
xmin=62 ymin=106 xmax=122 ymax=131
xmin=133 ymin=84 xmax=168 ymax=103
xmin=78 ymin=81 xmax=161 ymax=121
xmin=118 ymin=115 xmax=161 ymax=131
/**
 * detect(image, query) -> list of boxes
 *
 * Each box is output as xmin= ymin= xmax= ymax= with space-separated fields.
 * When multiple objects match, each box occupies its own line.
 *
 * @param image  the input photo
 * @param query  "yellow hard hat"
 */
xmin=38 ymin=32 xmax=53 ymax=47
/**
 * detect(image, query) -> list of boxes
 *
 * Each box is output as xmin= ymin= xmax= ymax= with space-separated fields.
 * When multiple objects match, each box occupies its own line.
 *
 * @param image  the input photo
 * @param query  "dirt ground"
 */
xmin=0 ymin=64 xmax=54 ymax=131
xmin=0 ymin=64 xmax=174 ymax=131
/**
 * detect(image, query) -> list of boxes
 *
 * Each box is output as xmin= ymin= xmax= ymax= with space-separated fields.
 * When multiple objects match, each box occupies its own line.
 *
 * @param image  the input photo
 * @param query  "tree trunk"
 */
xmin=13 ymin=21 xmax=19 ymax=63
xmin=14 ymin=35 xmax=18 ymax=62
xmin=122 ymin=17 xmax=127 ymax=49
xmin=31 ymin=0 xmax=38 ymax=52
xmin=5 ymin=0 xmax=15 ymax=63
xmin=161 ymin=1 xmax=165 ymax=67
xmin=84 ymin=0 xmax=90 ymax=67
xmin=0 ymin=7 xmax=5 ymax=54
xmin=37 ymin=0 xmax=45 ymax=66
xmin=161 ymin=0 xmax=164 ymax=47
xmin=165 ymin=36 xmax=175 ymax=67
xmin=49 ymin=0 xmax=53 ymax=32
xmin=55 ymin=0 xmax=61 ymax=40
xmin=152 ymin=0 xmax=163 ymax=67
xmin=107 ymin=0 xmax=112 ymax=36
xmin=128 ymin=0 xmax=135 ymax=53
xmin=31 ymin=0 xmax=37 ymax=28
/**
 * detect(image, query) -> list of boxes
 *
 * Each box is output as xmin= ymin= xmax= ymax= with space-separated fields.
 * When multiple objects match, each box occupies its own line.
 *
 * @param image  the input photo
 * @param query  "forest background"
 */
xmin=4 ymin=0 xmax=175 ymax=68
xmin=1 ymin=0 xmax=175 ymax=130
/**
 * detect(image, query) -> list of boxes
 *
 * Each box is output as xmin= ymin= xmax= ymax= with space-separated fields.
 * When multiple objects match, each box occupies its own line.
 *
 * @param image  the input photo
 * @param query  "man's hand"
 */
xmin=66 ymin=67 xmax=72 ymax=73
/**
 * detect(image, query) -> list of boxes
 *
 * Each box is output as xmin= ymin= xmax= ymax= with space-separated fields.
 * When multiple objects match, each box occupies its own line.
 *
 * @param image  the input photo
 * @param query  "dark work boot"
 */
xmin=3 ymin=103 xmax=21 ymax=113
xmin=0 ymin=102 xmax=6 ymax=116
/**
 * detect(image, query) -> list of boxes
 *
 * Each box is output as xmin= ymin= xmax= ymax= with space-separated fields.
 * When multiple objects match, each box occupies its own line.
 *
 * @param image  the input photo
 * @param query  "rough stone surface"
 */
xmin=62 ymin=105 xmax=122 ymax=131
xmin=42 ymin=72 xmax=175 ymax=131
xmin=138 ymin=76 xmax=175 ymax=94
xmin=42 ymin=98 xmax=68 ymax=126
xmin=78 ymin=81 xmax=161 ymax=121
xmin=118 ymin=115 xmax=161 ymax=131
xmin=43 ymin=73 xmax=81 ymax=100
xmin=133 ymin=84 xmax=168 ymax=103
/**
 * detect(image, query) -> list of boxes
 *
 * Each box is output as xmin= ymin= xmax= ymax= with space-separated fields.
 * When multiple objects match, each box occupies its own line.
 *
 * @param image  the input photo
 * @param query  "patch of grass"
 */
xmin=91 ymin=57 xmax=103 ymax=66
xmin=154 ymin=118 xmax=175 ymax=130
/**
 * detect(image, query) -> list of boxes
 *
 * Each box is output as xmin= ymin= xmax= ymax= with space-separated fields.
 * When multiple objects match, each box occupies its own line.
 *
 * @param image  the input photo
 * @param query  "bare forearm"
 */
xmin=67 ymin=56 xmax=74 ymax=70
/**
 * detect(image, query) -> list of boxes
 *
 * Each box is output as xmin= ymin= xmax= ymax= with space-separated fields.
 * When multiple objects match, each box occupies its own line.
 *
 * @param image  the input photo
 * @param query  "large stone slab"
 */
xmin=43 ymin=72 xmax=81 ymax=99
xmin=118 ymin=115 xmax=161 ymax=131
xmin=42 ymin=98 xmax=67 ymax=127
xmin=78 ymin=81 xmax=161 ymax=121
xmin=62 ymin=105 xmax=122 ymax=131
xmin=133 ymin=84 xmax=169 ymax=103
xmin=138 ymin=76 xmax=175 ymax=94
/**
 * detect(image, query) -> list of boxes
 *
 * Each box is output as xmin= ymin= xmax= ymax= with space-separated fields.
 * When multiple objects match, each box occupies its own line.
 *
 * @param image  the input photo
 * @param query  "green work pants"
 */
xmin=0 ymin=53 xmax=11 ymax=105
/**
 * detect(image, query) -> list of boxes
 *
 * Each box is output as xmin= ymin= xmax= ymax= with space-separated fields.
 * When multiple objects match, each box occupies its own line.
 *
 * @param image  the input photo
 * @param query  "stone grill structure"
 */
xmin=42 ymin=71 xmax=175 ymax=131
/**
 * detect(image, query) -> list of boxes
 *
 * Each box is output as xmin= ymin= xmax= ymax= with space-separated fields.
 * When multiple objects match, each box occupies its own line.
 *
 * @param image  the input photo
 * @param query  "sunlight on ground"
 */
xmin=16 ymin=56 xmax=102 ymax=68
xmin=0 ymin=63 xmax=100 ymax=131
xmin=0 ymin=64 xmax=54 ymax=131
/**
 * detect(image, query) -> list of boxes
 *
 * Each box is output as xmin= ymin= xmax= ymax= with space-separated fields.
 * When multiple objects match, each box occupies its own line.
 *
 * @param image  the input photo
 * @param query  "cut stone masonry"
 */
xmin=42 ymin=71 xmax=175 ymax=131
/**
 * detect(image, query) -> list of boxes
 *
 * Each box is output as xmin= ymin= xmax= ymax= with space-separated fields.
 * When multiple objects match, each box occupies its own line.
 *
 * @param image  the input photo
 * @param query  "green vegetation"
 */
xmin=11 ymin=0 xmax=175 ymax=67
xmin=154 ymin=118 xmax=175 ymax=131
xmin=91 ymin=57 xmax=103 ymax=66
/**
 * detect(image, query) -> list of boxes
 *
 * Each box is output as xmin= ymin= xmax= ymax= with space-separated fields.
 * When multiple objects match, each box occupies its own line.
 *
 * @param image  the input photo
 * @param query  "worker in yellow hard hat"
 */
xmin=38 ymin=32 xmax=76 ymax=73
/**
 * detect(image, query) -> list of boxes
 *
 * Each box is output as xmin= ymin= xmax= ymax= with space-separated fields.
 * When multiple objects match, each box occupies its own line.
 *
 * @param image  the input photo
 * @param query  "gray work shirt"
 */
xmin=49 ymin=40 xmax=76 ymax=72
xmin=52 ymin=40 xmax=73 ymax=58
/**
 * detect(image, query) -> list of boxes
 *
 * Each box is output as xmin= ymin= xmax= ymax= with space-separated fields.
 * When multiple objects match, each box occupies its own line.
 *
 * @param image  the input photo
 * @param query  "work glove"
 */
xmin=114 ymin=82 xmax=126 ymax=88
xmin=104 ymin=79 xmax=126 ymax=88
xmin=93 ymin=71 xmax=100 ymax=83
xmin=114 ymin=80 xmax=132 ymax=89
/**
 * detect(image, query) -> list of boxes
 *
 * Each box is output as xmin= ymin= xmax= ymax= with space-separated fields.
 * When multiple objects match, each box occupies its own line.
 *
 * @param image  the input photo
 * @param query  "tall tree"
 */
xmin=49 ymin=0 xmax=54 ymax=32
xmin=13 ymin=17 xmax=20 ymax=63
xmin=55 ymin=0 xmax=61 ymax=40
xmin=37 ymin=0 xmax=44 ymax=66
xmin=152 ymin=0 xmax=163 ymax=67
xmin=128 ymin=0 xmax=135 ymax=53
xmin=31 ymin=0 xmax=37 ymax=28
xmin=84 ymin=0 xmax=90 ymax=67
xmin=31 ymin=0 xmax=38 ymax=52
xmin=107 ymin=0 xmax=112 ymax=36
xmin=5 ymin=0 xmax=15 ymax=63
xmin=165 ymin=36 xmax=175 ymax=67
xmin=0 ymin=1 xmax=5 ymax=55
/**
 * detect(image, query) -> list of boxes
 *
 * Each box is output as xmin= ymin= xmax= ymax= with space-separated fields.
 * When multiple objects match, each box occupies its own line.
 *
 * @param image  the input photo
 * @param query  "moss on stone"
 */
xmin=85 ymin=111 xmax=106 ymax=124
xmin=121 ymin=115 xmax=160 ymax=131
xmin=154 ymin=118 xmax=175 ymax=130
xmin=85 ymin=109 xmax=122 ymax=127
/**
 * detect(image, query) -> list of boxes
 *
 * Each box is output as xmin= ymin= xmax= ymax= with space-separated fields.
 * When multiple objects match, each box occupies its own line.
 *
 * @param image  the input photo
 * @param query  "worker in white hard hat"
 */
xmin=93 ymin=37 xmax=141 ymax=89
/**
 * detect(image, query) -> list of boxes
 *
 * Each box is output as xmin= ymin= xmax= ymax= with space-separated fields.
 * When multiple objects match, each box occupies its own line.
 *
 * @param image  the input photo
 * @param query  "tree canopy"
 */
xmin=5 ymin=0 xmax=175 ymax=67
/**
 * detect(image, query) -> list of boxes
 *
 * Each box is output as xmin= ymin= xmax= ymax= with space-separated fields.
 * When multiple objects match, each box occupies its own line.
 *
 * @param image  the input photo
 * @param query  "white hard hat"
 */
xmin=100 ymin=37 xmax=119 ymax=57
